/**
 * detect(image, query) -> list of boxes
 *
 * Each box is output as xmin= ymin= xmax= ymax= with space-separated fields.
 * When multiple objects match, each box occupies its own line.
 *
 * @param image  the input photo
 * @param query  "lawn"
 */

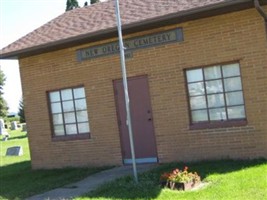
xmin=0 ymin=129 xmax=30 ymax=166
xmin=0 ymin=128 xmax=112 ymax=200
xmin=76 ymin=159 xmax=267 ymax=200
xmin=1 ymin=129 xmax=267 ymax=200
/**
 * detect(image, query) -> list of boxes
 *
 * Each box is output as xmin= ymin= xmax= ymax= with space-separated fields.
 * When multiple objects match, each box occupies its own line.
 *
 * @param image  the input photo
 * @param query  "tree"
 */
xmin=18 ymin=98 xmax=25 ymax=123
xmin=66 ymin=0 xmax=80 ymax=11
xmin=0 ymin=69 xmax=8 ymax=118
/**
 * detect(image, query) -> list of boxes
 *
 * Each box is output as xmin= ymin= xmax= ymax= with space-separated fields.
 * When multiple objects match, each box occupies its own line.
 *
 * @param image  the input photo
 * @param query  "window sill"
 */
xmin=189 ymin=120 xmax=247 ymax=130
xmin=52 ymin=133 xmax=90 ymax=142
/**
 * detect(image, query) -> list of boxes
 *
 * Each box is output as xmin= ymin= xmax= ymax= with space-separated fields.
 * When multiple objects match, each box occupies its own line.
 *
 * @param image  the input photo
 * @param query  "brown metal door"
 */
xmin=114 ymin=75 xmax=158 ymax=164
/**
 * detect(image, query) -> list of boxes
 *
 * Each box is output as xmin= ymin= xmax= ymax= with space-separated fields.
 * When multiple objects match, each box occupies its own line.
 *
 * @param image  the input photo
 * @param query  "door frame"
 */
xmin=113 ymin=75 xmax=158 ymax=164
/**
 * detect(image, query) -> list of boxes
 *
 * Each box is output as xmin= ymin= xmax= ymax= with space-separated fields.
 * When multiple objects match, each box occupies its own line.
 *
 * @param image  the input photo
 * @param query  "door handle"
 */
xmin=148 ymin=118 xmax=152 ymax=121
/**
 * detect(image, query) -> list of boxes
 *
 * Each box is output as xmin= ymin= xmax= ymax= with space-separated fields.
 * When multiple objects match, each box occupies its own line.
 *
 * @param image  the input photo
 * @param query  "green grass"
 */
xmin=76 ymin=159 xmax=267 ymax=200
xmin=1 ymin=130 xmax=267 ymax=200
xmin=0 ymin=129 xmax=30 ymax=166
xmin=0 ymin=129 xmax=112 ymax=200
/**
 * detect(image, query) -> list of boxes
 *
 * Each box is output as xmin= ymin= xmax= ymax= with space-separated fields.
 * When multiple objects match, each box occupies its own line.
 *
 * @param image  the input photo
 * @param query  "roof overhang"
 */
xmin=0 ymin=0 xmax=262 ymax=60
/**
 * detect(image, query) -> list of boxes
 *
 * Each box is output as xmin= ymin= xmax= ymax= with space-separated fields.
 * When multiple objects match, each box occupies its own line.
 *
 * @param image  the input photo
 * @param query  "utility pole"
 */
xmin=114 ymin=0 xmax=138 ymax=183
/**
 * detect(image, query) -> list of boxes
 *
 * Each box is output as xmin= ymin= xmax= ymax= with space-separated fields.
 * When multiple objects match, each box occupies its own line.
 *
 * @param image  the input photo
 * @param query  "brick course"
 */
xmin=19 ymin=7 xmax=267 ymax=169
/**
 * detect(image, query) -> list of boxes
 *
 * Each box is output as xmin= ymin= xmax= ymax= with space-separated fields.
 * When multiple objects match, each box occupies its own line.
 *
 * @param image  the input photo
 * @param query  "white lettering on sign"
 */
xmin=77 ymin=28 xmax=183 ymax=61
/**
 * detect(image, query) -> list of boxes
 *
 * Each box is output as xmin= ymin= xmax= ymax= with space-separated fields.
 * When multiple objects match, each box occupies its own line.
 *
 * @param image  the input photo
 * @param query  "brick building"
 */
xmin=1 ymin=0 xmax=266 ymax=169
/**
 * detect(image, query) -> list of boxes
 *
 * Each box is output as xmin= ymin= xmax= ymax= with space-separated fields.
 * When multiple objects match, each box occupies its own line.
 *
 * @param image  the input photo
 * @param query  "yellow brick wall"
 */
xmin=19 ymin=7 xmax=267 ymax=169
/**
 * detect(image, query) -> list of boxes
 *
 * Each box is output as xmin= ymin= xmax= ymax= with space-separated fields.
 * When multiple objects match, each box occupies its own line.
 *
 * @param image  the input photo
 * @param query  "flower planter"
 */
xmin=161 ymin=180 xmax=200 ymax=191
xmin=160 ymin=166 xmax=201 ymax=191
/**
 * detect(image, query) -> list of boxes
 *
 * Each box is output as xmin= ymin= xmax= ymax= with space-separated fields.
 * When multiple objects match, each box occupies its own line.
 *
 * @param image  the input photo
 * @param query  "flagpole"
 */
xmin=114 ymin=0 xmax=138 ymax=183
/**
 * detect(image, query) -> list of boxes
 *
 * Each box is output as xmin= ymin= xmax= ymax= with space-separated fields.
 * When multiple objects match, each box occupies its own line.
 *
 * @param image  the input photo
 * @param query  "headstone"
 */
xmin=11 ymin=121 xmax=18 ymax=130
xmin=6 ymin=146 xmax=23 ymax=156
xmin=0 ymin=118 xmax=9 ymax=140
xmin=22 ymin=124 xmax=27 ymax=132
xmin=0 ymin=118 xmax=5 ymax=133
xmin=3 ymin=135 xmax=9 ymax=141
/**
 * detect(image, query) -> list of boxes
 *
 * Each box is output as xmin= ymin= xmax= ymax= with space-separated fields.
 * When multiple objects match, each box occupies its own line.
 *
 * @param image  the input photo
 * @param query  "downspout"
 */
xmin=254 ymin=0 xmax=267 ymax=35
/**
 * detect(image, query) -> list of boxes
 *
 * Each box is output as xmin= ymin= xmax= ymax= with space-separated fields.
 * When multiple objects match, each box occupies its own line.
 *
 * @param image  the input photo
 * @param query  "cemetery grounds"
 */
xmin=0 ymin=128 xmax=267 ymax=200
xmin=0 ymin=128 xmax=111 ymax=200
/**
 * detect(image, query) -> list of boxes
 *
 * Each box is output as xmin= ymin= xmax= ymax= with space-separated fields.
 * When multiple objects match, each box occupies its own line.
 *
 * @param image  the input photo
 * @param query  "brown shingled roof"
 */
xmin=0 ymin=0 xmax=253 ymax=59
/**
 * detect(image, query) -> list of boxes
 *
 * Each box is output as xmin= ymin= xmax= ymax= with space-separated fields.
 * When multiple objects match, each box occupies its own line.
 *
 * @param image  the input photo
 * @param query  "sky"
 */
xmin=0 ymin=0 xmax=95 ymax=113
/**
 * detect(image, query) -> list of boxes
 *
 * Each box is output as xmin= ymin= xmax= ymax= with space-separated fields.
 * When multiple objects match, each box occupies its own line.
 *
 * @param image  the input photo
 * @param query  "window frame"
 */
xmin=184 ymin=62 xmax=247 ymax=130
xmin=47 ymin=85 xmax=90 ymax=141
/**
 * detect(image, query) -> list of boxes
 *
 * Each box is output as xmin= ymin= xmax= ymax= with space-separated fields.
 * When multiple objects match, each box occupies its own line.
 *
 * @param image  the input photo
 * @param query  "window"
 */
xmin=48 ymin=86 xmax=90 ymax=138
xmin=185 ymin=63 xmax=246 ymax=127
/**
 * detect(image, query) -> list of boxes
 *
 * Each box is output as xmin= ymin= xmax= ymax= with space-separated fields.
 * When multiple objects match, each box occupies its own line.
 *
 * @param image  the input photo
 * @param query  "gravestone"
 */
xmin=11 ymin=121 xmax=18 ymax=130
xmin=3 ymin=135 xmax=9 ymax=141
xmin=0 ymin=118 xmax=9 ymax=140
xmin=22 ymin=123 xmax=27 ymax=132
xmin=6 ymin=146 xmax=23 ymax=156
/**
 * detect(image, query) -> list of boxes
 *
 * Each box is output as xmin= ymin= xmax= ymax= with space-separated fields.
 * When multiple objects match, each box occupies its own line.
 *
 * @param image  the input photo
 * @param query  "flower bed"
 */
xmin=160 ymin=166 xmax=201 ymax=191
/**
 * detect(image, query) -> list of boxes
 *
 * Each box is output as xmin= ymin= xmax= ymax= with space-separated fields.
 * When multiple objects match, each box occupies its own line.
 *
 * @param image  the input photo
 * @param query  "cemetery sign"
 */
xmin=77 ymin=28 xmax=183 ymax=61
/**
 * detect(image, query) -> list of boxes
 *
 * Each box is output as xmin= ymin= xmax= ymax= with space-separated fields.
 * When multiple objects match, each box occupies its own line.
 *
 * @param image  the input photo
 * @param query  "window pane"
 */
xmin=207 ymin=94 xmax=225 ymax=108
xmin=204 ymin=66 xmax=221 ymax=80
xmin=206 ymin=80 xmax=223 ymax=94
xmin=186 ymin=69 xmax=203 ymax=83
xmin=64 ymin=112 xmax=76 ymax=123
xmin=190 ymin=96 xmax=207 ymax=109
xmin=63 ymin=101 xmax=74 ymax=112
xmin=75 ymin=99 xmax=87 ymax=110
xmin=74 ymin=87 xmax=85 ymax=99
xmin=191 ymin=110 xmax=208 ymax=122
xmin=49 ymin=87 xmax=90 ymax=137
xmin=51 ymin=102 xmax=62 ymax=113
xmin=209 ymin=108 xmax=226 ymax=121
xmin=222 ymin=63 xmax=240 ymax=77
xmin=186 ymin=63 xmax=245 ymax=124
xmin=50 ymin=91 xmax=60 ymax=102
xmin=188 ymin=82 xmax=204 ymax=96
xmin=52 ymin=114 xmax=63 ymax=125
xmin=78 ymin=123 xmax=90 ymax=133
xmin=227 ymin=106 xmax=245 ymax=119
xmin=61 ymin=89 xmax=73 ymax=100
xmin=76 ymin=111 xmax=88 ymax=122
xmin=65 ymin=124 xmax=77 ymax=135
xmin=224 ymin=77 xmax=242 ymax=92
xmin=226 ymin=91 xmax=244 ymax=106
xmin=54 ymin=125 xmax=65 ymax=136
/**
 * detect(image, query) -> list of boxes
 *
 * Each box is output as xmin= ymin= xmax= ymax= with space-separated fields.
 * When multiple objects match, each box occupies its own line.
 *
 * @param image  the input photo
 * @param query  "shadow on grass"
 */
xmin=0 ymin=161 xmax=113 ymax=200
xmin=0 ymin=161 xmax=31 ymax=200
xmin=81 ymin=159 xmax=267 ymax=200
xmin=7 ymin=134 xmax=28 ymax=141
